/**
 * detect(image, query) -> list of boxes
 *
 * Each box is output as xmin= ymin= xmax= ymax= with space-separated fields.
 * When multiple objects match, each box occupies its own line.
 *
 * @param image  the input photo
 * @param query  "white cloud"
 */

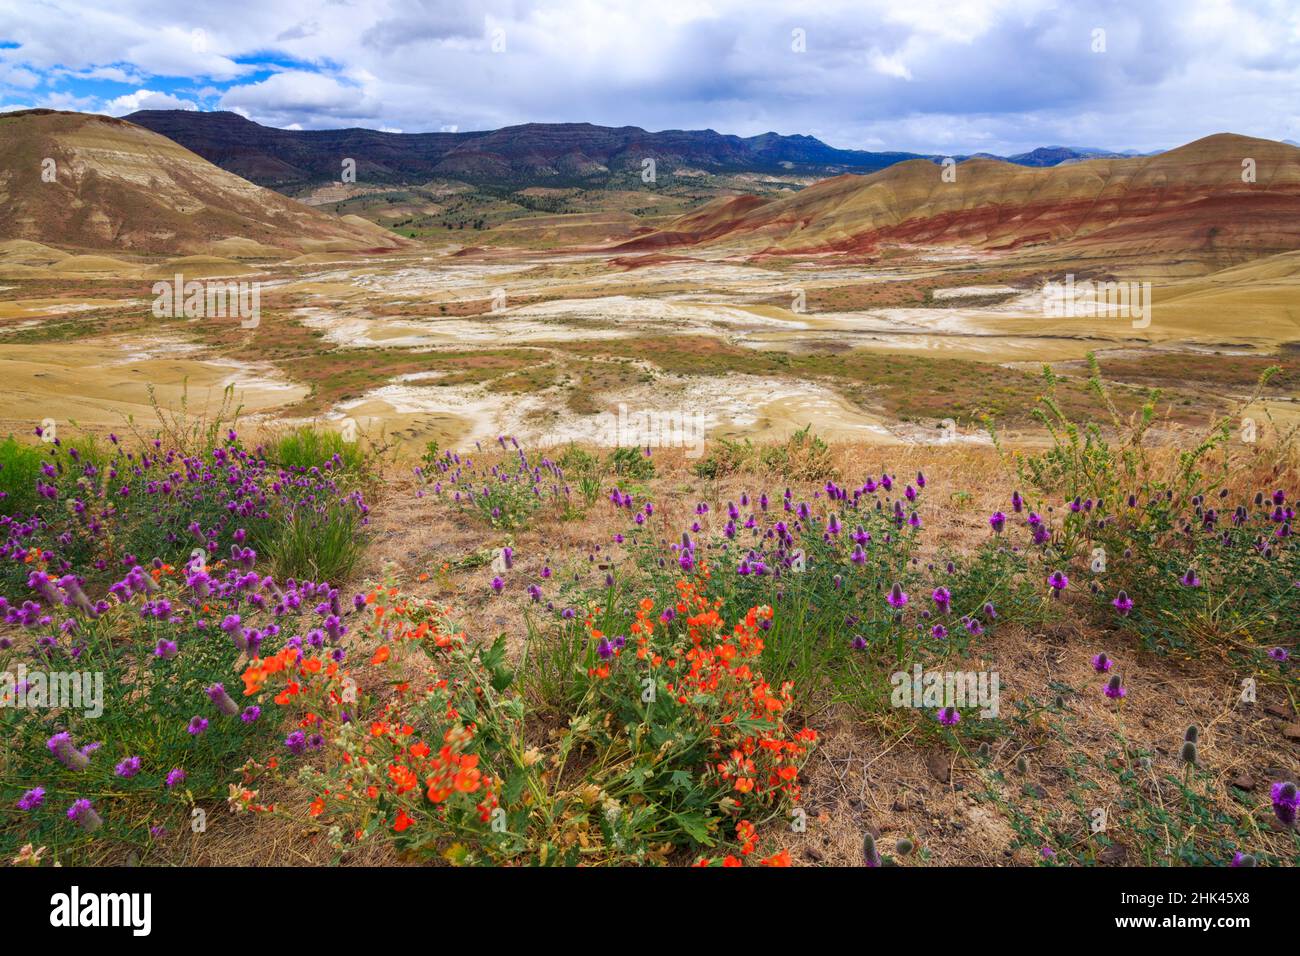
xmin=219 ymin=70 xmax=380 ymax=124
xmin=101 ymin=89 xmax=199 ymax=114
xmin=0 ymin=0 xmax=1296 ymax=151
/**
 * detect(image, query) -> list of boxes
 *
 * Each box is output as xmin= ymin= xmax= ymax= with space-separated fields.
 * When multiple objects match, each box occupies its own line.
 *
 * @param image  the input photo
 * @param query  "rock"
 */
xmin=802 ymin=846 xmax=824 ymax=863
xmin=1228 ymin=772 xmax=1256 ymax=791
xmin=1265 ymin=703 xmax=1294 ymax=720
xmin=926 ymin=751 xmax=951 ymax=784
xmin=1099 ymin=841 xmax=1128 ymax=865
xmin=1282 ymin=724 xmax=1300 ymax=742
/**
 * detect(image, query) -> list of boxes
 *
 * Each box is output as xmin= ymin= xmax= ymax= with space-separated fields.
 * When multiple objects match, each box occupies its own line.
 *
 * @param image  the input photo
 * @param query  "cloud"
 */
xmin=0 ymin=0 xmax=1296 ymax=152
xmin=101 ymin=89 xmax=199 ymax=114
xmin=219 ymin=70 xmax=380 ymax=125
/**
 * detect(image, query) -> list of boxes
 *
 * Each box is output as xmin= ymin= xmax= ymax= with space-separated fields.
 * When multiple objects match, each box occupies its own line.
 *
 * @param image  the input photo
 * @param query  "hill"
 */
xmin=0 ymin=110 xmax=408 ymax=255
xmin=613 ymin=133 xmax=1300 ymax=260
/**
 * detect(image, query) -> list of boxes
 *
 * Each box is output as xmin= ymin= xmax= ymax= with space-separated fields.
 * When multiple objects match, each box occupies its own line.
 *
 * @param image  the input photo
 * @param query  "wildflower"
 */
xmin=1111 ymin=590 xmax=1134 ymax=616
xmin=937 ymin=707 xmax=960 ymax=726
xmin=47 ymin=732 xmax=92 ymax=771
xmin=1272 ymin=781 xmax=1298 ymax=826
xmin=931 ymin=623 xmax=948 ymax=640
xmin=885 ymin=583 xmax=908 ymax=609
xmin=1267 ymin=647 xmax=1289 ymax=662
xmin=206 ymin=682 xmax=240 ymax=717
xmin=1180 ymin=567 xmax=1201 ymax=588
xmin=490 ymin=576 xmax=504 ymax=594
xmin=12 ymin=844 xmax=47 ymax=866
xmin=67 ymin=798 xmax=102 ymax=833
xmin=154 ymin=638 xmax=178 ymax=659
xmin=1047 ymin=570 xmax=1069 ymax=596
xmin=1230 ymin=852 xmax=1256 ymax=867
xmin=1179 ymin=741 xmax=1198 ymax=765
xmin=1102 ymin=675 xmax=1126 ymax=700
xmin=862 ymin=833 xmax=882 ymax=867
xmin=241 ymin=705 xmax=261 ymax=723
xmin=895 ymin=837 xmax=914 ymax=856
xmin=989 ymin=511 xmax=1006 ymax=533
xmin=165 ymin=768 xmax=186 ymax=789
xmin=115 ymin=756 xmax=142 ymax=778
xmin=1092 ymin=652 xmax=1113 ymax=673
xmin=187 ymin=716 xmax=208 ymax=735
xmin=1040 ymin=845 xmax=1055 ymax=861
xmin=16 ymin=787 xmax=45 ymax=810
xmin=285 ymin=730 xmax=308 ymax=756
xmin=931 ymin=586 xmax=951 ymax=614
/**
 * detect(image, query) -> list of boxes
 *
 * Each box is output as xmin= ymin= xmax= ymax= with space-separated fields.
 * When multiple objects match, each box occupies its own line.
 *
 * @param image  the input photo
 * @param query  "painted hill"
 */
xmin=613 ymin=134 xmax=1300 ymax=260
xmin=0 ymin=110 xmax=408 ymax=255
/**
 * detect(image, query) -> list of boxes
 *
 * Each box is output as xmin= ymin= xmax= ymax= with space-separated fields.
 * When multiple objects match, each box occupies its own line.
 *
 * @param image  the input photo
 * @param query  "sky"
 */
xmin=1 ymin=0 xmax=1298 ymax=155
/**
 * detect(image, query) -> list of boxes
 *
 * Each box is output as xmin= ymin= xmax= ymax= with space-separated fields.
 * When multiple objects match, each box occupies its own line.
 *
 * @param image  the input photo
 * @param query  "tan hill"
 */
xmin=0 ymin=110 xmax=409 ymax=256
xmin=616 ymin=134 xmax=1300 ymax=261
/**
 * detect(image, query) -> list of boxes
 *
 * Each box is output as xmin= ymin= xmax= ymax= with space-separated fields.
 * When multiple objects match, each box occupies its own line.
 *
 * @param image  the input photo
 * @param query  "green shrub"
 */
xmin=267 ymin=426 xmax=369 ymax=477
xmin=0 ymin=436 xmax=46 ymax=518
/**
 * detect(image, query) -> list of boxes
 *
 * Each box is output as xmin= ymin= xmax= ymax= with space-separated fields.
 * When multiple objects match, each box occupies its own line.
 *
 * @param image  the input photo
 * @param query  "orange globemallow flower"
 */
xmin=760 ymin=849 xmax=792 ymax=867
xmin=371 ymin=645 xmax=391 ymax=665
xmin=393 ymin=810 xmax=414 ymax=832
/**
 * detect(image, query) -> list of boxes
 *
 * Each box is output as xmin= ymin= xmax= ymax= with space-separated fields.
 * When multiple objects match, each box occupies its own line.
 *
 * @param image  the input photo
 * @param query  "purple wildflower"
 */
xmin=206 ymin=683 xmax=240 ymax=717
xmin=1111 ymin=590 xmax=1134 ymax=616
xmin=47 ymin=732 xmax=91 ymax=771
xmin=67 ymin=798 xmax=102 ymax=833
xmin=1272 ymin=781 xmax=1298 ymax=826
